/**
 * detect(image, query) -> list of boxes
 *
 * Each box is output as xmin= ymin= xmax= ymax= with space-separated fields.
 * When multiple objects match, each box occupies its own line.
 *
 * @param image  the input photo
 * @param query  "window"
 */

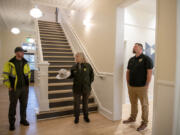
xmin=22 ymin=43 xmax=36 ymax=51
xmin=24 ymin=53 xmax=35 ymax=70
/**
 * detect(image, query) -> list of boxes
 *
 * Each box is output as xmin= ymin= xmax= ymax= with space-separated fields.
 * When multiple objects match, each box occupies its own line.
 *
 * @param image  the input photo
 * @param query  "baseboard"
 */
xmin=99 ymin=106 xmax=113 ymax=120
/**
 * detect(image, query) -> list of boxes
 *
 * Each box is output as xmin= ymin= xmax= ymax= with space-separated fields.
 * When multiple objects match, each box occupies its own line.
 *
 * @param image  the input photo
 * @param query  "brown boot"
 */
xmin=137 ymin=122 xmax=147 ymax=131
xmin=123 ymin=118 xmax=136 ymax=124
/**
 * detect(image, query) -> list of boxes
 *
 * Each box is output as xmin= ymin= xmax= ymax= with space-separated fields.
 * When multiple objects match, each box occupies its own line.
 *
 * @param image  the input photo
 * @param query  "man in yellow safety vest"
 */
xmin=2 ymin=47 xmax=31 ymax=131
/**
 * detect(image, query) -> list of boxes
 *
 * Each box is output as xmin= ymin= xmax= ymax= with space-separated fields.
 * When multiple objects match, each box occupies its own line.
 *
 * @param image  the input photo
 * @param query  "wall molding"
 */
xmin=91 ymin=88 xmax=113 ymax=120
xmin=156 ymin=80 xmax=175 ymax=87
xmin=124 ymin=23 xmax=156 ymax=31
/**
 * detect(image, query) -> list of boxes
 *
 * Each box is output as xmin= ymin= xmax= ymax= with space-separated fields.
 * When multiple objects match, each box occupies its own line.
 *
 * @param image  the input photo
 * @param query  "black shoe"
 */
xmin=84 ymin=117 xmax=90 ymax=123
xmin=9 ymin=124 xmax=15 ymax=131
xmin=137 ymin=123 xmax=147 ymax=131
xmin=123 ymin=117 xmax=136 ymax=124
xmin=20 ymin=120 xmax=29 ymax=126
xmin=74 ymin=117 xmax=79 ymax=124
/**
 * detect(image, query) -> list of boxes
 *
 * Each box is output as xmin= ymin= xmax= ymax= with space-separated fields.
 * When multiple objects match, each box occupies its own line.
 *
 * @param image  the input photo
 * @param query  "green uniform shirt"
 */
xmin=14 ymin=59 xmax=26 ymax=88
xmin=69 ymin=63 xmax=94 ymax=94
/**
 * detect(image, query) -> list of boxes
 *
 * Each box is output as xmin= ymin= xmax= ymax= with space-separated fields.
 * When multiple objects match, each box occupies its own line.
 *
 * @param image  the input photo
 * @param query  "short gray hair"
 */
xmin=75 ymin=52 xmax=87 ymax=63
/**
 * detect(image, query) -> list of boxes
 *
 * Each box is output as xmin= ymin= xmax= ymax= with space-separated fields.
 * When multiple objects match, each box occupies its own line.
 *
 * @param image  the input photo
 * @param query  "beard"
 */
xmin=133 ymin=49 xmax=136 ymax=54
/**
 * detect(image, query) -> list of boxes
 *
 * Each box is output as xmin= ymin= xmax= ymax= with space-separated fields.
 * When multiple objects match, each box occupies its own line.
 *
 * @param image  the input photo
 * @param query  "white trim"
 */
xmin=91 ymin=87 xmax=113 ymax=120
xmin=157 ymin=80 xmax=175 ymax=87
xmin=152 ymin=0 xmax=159 ymax=133
xmin=125 ymin=23 xmax=156 ymax=31
xmin=173 ymin=0 xmax=180 ymax=134
xmin=113 ymin=7 xmax=125 ymax=121
xmin=35 ymin=19 xmax=44 ymax=63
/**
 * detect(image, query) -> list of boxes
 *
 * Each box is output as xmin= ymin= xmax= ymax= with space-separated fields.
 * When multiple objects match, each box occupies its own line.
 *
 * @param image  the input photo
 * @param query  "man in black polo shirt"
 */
xmin=123 ymin=43 xmax=153 ymax=131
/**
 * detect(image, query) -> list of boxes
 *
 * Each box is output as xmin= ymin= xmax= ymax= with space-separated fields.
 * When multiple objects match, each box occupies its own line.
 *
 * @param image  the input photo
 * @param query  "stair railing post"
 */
xmin=34 ymin=19 xmax=50 ymax=112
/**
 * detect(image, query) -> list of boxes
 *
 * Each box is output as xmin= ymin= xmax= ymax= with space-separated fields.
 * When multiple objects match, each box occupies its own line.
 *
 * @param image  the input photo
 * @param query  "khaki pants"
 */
xmin=128 ymin=86 xmax=149 ymax=124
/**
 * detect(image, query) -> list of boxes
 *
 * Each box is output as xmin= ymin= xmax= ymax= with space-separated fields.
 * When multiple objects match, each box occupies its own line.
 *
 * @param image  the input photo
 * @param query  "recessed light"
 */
xmin=11 ymin=27 xmax=20 ymax=35
xmin=30 ymin=6 xmax=42 ymax=18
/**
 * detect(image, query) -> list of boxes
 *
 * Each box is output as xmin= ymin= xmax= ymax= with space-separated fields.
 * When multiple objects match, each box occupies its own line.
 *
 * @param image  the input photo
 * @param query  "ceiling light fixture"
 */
xmin=30 ymin=6 xmax=42 ymax=18
xmin=11 ymin=27 xmax=20 ymax=35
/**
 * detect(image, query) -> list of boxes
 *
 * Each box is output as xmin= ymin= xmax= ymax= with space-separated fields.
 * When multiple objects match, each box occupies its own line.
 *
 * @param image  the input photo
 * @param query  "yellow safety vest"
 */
xmin=2 ymin=57 xmax=31 ymax=90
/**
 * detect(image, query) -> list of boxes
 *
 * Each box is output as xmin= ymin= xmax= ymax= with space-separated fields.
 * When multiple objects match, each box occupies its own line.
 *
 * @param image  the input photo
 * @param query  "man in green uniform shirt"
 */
xmin=2 ymin=47 xmax=31 ymax=131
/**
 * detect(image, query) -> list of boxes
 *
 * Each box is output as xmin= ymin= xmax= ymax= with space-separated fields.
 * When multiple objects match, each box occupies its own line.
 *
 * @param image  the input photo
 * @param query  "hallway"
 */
xmin=0 ymin=85 xmax=152 ymax=135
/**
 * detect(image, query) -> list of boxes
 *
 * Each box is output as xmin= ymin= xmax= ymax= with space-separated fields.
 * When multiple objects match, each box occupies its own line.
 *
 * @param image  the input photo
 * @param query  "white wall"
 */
xmin=0 ymin=27 xmax=3 ymax=85
xmin=152 ymin=0 xmax=177 ymax=135
xmin=123 ymin=5 xmax=156 ymax=103
xmin=59 ymin=0 xmax=131 ymax=120
xmin=1 ymin=28 xmax=34 ymax=65
xmin=39 ymin=5 xmax=56 ymax=22
xmin=173 ymin=0 xmax=180 ymax=135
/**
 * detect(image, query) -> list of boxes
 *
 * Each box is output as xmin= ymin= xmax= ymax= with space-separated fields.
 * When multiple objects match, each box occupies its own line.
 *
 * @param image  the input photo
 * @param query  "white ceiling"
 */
xmin=0 ymin=0 xmax=34 ymax=31
xmin=129 ymin=0 xmax=156 ymax=14
xmin=0 ymin=0 xmax=155 ymax=32
xmin=0 ymin=0 xmax=93 ymax=32
xmin=32 ymin=0 xmax=93 ymax=10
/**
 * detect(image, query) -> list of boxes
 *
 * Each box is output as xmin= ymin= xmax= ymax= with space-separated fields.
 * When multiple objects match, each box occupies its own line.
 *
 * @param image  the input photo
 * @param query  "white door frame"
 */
xmin=173 ymin=0 xmax=180 ymax=134
xmin=113 ymin=0 xmax=138 ymax=120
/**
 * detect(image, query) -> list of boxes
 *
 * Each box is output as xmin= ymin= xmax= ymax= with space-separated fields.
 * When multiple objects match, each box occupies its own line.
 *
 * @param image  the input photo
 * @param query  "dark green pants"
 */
xmin=8 ymin=86 xmax=29 ymax=125
xmin=73 ymin=92 xmax=90 ymax=118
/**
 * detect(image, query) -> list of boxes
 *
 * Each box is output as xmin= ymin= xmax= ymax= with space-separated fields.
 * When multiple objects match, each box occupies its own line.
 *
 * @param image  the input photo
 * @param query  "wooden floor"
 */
xmin=0 ymin=85 xmax=152 ymax=135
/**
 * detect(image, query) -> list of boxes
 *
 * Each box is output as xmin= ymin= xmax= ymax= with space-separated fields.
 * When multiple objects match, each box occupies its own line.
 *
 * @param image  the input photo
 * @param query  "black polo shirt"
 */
xmin=127 ymin=54 xmax=153 ymax=87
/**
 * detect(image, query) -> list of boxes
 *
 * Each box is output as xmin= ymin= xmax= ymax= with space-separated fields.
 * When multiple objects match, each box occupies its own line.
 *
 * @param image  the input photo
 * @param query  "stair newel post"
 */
xmin=38 ymin=62 xmax=50 ymax=111
xmin=34 ymin=19 xmax=50 ymax=112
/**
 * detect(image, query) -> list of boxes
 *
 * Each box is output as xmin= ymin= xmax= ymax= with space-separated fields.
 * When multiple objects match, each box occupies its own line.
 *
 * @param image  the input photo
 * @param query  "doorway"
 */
xmin=114 ymin=0 xmax=156 ymax=133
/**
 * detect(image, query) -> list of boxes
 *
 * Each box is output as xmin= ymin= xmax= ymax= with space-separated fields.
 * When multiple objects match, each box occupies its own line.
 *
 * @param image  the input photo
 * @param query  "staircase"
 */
xmin=36 ymin=20 xmax=98 ymax=120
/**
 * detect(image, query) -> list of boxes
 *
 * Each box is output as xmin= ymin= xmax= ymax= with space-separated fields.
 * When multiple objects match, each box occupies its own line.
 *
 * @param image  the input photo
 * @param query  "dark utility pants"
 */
xmin=8 ymin=86 xmax=29 ymax=125
xmin=73 ymin=92 xmax=90 ymax=118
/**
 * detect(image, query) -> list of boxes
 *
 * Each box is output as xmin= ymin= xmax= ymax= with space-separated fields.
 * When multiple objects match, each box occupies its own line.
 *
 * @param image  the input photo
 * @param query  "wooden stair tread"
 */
xmin=42 ymin=48 xmax=71 ymax=50
xmin=48 ymin=60 xmax=74 ymax=63
xmin=43 ymin=51 xmax=72 ymax=53
xmin=38 ymin=103 xmax=97 ymax=114
xmin=44 ymin=56 xmax=73 ymax=58
xmin=49 ymin=65 xmax=72 ymax=67
xmin=48 ymin=76 xmax=71 ymax=79
xmin=48 ymin=89 xmax=72 ymax=94
xmin=38 ymin=20 xmax=58 ymax=23
xmin=39 ymin=26 xmax=61 ymax=28
xmin=40 ymin=34 xmax=66 ymax=38
xmin=41 ymin=37 xmax=66 ymax=40
xmin=42 ymin=44 xmax=69 ymax=46
xmin=49 ymin=95 xmax=93 ymax=103
xmin=42 ymin=40 xmax=67 ymax=43
xmin=40 ymin=29 xmax=63 ymax=32
xmin=40 ymin=32 xmax=64 ymax=35
xmin=48 ymin=82 xmax=73 ymax=86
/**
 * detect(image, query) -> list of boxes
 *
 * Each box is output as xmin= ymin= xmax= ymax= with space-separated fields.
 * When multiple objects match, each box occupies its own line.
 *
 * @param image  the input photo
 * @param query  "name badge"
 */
xmin=139 ymin=58 xmax=143 ymax=63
